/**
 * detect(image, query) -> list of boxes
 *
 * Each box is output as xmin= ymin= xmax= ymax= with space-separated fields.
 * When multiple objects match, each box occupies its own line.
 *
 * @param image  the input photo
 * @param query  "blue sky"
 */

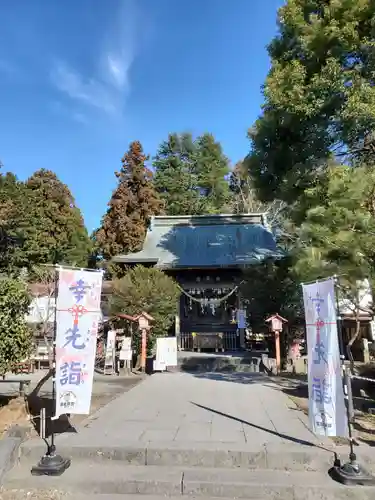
xmin=0 ymin=0 xmax=284 ymax=233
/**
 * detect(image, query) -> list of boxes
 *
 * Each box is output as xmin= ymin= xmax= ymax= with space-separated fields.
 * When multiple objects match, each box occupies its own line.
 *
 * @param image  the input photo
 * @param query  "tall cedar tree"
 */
xmin=194 ymin=133 xmax=230 ymax=213
xmin=96 ymin=141 xmax=163 ymax=260
xmin=153 ymin=133 xmax=203 ymax=216
xmin=153 ymin=132 xmax=230 ymax=215
xmin=247 ymin=0 xmax=375 ymax=204
xmin=1 ymin=168 xmax=91 ymax=272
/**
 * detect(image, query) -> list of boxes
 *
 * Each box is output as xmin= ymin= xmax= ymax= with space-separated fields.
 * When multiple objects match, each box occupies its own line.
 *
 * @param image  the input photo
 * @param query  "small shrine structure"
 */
xmin=112 ymin=213 xmax=281 ymax=352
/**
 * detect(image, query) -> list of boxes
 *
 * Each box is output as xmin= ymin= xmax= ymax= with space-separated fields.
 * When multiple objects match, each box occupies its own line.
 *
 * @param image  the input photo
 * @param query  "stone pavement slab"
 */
xmin=46 ymin=371 xmax=326 ymax=449
xmin=5 ymin=462 xmax=375 ymax=499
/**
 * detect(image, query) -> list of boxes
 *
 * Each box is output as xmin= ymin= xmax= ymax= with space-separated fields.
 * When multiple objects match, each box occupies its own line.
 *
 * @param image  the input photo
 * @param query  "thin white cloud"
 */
xmin=102 ymin=0 xmax=138 ymax=89
xmin=107 ymin=54 xmax=129 ymax=88
xmin=50 ymin=61 xmax=118 ymax=114
xmin=50 ymin=0 xmax=140 ymax=118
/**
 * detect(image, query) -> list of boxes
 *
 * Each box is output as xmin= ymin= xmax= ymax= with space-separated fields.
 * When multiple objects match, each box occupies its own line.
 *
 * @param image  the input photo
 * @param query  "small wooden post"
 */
xmin=136 ymin=312 xmax=154 ymax=374
xmin=141 ymin=329 xmax=147 ymax=372
xmin=266 ymin=314 xmax=288 ymax=375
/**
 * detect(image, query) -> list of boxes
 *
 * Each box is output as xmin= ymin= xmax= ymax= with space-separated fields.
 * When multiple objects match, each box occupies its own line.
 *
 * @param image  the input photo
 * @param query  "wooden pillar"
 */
xmin=175 ymin=310 xmax=181 ymax=351
xmin=275 ymin=331 xmax=281 ymax=374
xmin=237 ymin=288 xmax=245 ymax=350
xmin=141 ymin=329 xmax=147 ymax=373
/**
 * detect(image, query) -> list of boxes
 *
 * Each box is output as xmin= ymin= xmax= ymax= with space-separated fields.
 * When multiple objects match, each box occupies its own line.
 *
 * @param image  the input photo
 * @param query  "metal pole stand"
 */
xmin=31 ymin=447 xmax=71 ymax=477
xmin=329 ymin=368 xmax=375 ymax=486
xmin=329 ymin=448 xmax=375 ymax=486
xmin=31 ymin=412 xmax=70 ymax=476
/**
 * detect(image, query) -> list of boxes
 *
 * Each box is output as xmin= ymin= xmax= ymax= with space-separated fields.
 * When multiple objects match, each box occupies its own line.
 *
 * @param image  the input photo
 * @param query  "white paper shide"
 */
xmin=302 ymin=278 xmax=348 ymax=437
xmin=55 ymin=268 xmax=103 ymax=417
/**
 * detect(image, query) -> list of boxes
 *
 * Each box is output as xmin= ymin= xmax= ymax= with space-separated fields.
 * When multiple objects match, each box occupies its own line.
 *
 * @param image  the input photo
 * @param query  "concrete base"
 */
xmin=329 ymin=462 xmax=375 ymax=486
xmin=31 ymin=453 xmax=71 ymax=476
xmin=4 ymin=463 xmax=375 ymax=499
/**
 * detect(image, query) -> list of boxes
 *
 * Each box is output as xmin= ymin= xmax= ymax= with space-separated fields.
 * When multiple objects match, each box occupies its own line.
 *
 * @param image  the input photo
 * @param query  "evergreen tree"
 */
xmin=95 ymin=141 xmax=163 ymax=261
xmin=153 ymin=132 xmax=230 ymax=215
xmin=293 ymin=164 xmax=375 ymax=365
xmin=194 ymin=133 xmax=230 ymax=213
xmin=23 ymin=169 xmax=91 ymax=267
xmin=153 ymin=133 xmax=204 ymax=215
xmin=247 ymin=0 xmax=375 ymax=203
xmin=1 ymin=168 xmax=91 ymax=272
xmin=0 ymin=170 xmax=26 ymax=273
xmin=0 ymin=277 xmax=32 ymax=375
xmin=241 ymin=257 xmax=303 ymax=331
xmin=294 ymin=165 xmax=375 ymax=286
xmin=110 ymin=265 xmax=180 ymax=357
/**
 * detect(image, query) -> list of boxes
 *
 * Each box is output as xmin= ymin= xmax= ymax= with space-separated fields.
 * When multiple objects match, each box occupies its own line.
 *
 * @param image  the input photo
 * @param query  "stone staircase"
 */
xmin=2 ymin=440 xmax=375 ymax=499
xmin=177 ymin=351 xmax=275 ymax=373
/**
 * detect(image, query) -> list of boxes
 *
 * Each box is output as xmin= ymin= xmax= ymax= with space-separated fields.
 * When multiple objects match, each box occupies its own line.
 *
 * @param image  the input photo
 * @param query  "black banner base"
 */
xmin=31 ymin=454 xmax=71 ymax=476
xmin=329 ymin=462 xmax=375 ymax=486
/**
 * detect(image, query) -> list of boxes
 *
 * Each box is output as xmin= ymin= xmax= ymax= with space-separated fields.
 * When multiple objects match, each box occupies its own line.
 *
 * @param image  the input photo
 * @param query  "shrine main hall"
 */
xmin=112 ymin=213 xmax=281 ymax=351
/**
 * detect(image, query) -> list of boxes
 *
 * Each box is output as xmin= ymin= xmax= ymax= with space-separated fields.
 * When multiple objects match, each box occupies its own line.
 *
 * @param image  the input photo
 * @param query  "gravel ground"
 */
xmin=0 ymin=489 xmax=70 ymax=500
xmin=0 ymin=371 xmax=145 ymax=439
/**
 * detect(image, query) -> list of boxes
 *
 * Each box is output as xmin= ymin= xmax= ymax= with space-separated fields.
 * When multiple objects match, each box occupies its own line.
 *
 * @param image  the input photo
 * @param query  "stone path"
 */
xmin=5 ymin=372 xmax=375 ymax=499
xmin=51 ymin=371 xmax=326 ymax=449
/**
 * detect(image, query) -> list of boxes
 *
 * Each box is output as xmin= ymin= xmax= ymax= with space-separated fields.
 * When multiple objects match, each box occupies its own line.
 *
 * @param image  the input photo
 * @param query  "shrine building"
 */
xmin=112 ymin=213 xmax=282 ymax=352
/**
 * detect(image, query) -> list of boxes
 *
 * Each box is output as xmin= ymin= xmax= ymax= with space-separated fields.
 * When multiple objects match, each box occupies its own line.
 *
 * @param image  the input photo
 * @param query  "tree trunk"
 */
xmin=134 ymin=354 xmax=142 ymax=371
xmin=43 ymin=333 xmax=54 ymax=369
xmin=347 ymin=311 xmax=361 ymax=374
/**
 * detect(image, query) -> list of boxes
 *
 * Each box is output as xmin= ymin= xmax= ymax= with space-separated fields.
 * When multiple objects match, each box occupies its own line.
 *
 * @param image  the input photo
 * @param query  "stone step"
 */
xmin=18 ymin=440 xmax=375 ymax=474
xmin=4 ymin=463 xmax=374 ymax=499
xmin=177 ymin=355 xmax=263 ymax=373
xmin=0 ymin=495 xmax=246 ymax=500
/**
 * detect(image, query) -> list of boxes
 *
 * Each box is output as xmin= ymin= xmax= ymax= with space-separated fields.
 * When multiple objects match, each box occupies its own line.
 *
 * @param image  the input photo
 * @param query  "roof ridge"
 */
xmin=150 ymin=213 xmax=265 ymax=228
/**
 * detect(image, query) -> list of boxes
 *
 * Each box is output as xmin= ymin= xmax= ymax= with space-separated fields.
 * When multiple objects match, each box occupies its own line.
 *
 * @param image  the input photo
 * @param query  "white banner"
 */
xmin=302 ymin=278 xmax=348 ymax=437
xmin=154 ymin=337 xmax=178 ymax=371
xmin=104 ymin=330 xmax=116 ymax=374
xmin=120 ymin=337 xmax=132 ymax=361
xmin=55 ymin=268 xmax=103 ymax=417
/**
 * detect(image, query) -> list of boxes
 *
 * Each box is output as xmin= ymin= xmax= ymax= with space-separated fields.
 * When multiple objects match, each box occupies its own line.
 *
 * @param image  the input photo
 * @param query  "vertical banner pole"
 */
xmin=49 ymin=265 xmax=58 ymax=454
xmin=40 ymin=408 xmax=46 ymax=441
xmin=31 ymin=266 xmax=71 ymax=476
xmin=329 ymin=276 xmax=375 ymax=485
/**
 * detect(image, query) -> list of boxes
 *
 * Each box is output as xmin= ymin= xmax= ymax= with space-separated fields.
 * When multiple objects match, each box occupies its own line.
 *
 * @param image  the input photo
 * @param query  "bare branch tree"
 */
xmin=27 ymin=266 xmax=56 ymax=370
xmin=230 ymin=174 xmax=288 ymax=232
xmin=337 ymin=280 xmax=373 ymax=373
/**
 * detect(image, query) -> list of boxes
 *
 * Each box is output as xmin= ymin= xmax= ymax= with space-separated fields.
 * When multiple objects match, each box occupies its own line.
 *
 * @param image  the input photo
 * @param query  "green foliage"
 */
xmin=109 ymin=266 xmax=180 ymax=353
xmin=153 ymin=133 xmax=203 ymax=215
xmin=0 ymin=277 xmax=33 ymax=375
xmin=153 ymin=132 xmax=230 ymax=215
xmin=248 ymin=0 xmax=375 ymax=203
xmin=294 ymin=165 xmax=375 ymax=297
xmin=194 ymin=133 xmax=231 ymax=212
xmin=241 ymin=257 xmax=303 ymax=330
xmin=1 ymin=168 xmax=91 ymax=274
xmin=95 ymin=141 xmax=163 ymax=263
xmin=0 ymin=171 xmax=26 ymax=271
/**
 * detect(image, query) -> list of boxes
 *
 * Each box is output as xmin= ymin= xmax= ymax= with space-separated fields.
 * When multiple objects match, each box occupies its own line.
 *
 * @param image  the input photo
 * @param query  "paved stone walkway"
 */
xmin=54 ymin=371 xmax=327 ymax=449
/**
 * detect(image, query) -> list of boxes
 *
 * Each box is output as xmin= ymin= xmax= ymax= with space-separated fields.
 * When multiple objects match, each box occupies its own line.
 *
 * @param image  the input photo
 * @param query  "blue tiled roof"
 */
xmin=113 ymin=214 xmax=282 ymax=269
